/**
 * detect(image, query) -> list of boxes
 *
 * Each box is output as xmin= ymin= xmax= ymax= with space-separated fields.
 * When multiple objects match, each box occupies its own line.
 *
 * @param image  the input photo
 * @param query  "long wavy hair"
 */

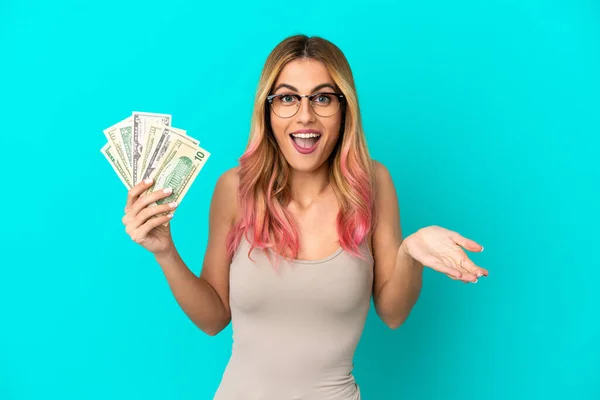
xmin=225 ymin=34 xmax=376 ymax=267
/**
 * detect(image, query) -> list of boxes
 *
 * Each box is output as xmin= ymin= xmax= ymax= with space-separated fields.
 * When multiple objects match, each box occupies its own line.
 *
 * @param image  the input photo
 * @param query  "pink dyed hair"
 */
xmin=225 ymin=35 xmax=376 ymax=267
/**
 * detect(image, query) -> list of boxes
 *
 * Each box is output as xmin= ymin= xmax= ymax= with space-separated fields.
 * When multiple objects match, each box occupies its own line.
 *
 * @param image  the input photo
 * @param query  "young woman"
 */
xmin=121 ymin=34 xmax=488 ymax=400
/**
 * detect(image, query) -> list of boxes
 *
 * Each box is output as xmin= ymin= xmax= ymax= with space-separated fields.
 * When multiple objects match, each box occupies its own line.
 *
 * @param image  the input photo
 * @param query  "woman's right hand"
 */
xmin=122 ymin=178 xmax=179 ymax=256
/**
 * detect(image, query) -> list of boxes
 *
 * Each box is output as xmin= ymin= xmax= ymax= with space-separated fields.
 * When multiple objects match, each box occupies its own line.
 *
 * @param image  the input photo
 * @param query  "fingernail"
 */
xmin=477 ymin=273 xmax=483 ymax=278
xmin=163 ymin=187 xmax=172 ymax=194
xmin=169 ymin=202 xmax=178 ymax=208
xmin=480 ymin=246 xmax=484 ymax=252
xmin=473 ymin=279 xmax=478 ymax=283
xmin=144 ymin=178 xmax=153 ymax=184
xmin=168 ymin=212 xmax=174 ymax=218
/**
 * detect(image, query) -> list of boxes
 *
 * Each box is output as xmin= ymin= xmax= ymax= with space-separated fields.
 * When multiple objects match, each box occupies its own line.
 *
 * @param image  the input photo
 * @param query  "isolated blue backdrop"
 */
xmin=1 ymin=0 xmax=598 ymax=399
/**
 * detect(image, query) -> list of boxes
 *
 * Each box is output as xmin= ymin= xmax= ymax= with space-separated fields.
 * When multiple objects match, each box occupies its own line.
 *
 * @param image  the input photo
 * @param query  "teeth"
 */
xmin=291 ymin=133 xmax=321 ymax=138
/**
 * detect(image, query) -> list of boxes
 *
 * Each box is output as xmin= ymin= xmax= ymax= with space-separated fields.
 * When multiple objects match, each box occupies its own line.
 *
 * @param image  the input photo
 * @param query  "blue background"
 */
xmin=1 ymin=0 xmax=598 ymax=399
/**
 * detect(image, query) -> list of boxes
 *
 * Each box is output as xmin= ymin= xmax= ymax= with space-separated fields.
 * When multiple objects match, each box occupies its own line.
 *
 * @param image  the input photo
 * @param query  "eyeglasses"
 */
xmin=266 ymin=92 xmax=345 ymax=118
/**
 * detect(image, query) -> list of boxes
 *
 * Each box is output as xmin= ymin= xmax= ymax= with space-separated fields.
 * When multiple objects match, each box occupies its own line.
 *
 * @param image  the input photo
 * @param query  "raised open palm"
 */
xmin=402 ymin=226 xmax=488 ymax=283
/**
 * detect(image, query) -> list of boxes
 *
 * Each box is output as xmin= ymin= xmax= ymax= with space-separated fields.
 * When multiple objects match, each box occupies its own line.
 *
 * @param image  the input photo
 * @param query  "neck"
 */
xmin=288 ymin=163 xmax=330 ymax=208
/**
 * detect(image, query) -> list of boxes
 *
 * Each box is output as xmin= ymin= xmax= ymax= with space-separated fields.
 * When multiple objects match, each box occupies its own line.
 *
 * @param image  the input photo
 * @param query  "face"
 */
xmin=268 ymin=58 xmax=343 ymax=173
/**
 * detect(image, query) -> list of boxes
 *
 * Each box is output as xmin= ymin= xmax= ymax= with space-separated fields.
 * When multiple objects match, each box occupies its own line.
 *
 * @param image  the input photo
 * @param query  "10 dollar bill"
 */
xmin=144 ymin=137 xmax=211 ymax=209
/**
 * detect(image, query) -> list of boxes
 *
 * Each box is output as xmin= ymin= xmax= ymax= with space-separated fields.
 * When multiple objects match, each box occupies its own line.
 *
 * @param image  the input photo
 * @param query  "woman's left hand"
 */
xmin=401 ymin=226 xmax=488 ymax=283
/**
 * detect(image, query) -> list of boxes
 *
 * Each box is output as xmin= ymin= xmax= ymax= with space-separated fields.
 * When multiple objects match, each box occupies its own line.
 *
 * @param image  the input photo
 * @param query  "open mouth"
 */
xmin=289 ymin=133 xmax=322 ymax=154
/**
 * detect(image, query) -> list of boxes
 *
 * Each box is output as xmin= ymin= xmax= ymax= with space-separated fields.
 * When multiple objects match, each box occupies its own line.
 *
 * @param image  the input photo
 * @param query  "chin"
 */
xmin=284 ymin=152 xmax=329 ymax=173
xmin=288 ymin=161 xmax=321 ymax=173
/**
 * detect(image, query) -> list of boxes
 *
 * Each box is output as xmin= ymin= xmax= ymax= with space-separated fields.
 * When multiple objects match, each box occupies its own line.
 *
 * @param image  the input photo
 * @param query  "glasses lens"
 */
xmin=271 ymin=95 xmax=299 ymax=118
xmin=312 ymin=93 xmax=340 ymax=117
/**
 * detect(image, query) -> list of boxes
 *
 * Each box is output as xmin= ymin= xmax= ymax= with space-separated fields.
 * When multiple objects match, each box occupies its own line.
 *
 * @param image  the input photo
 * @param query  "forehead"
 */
xmin=274 ymin=58 xmax=334 ymax=89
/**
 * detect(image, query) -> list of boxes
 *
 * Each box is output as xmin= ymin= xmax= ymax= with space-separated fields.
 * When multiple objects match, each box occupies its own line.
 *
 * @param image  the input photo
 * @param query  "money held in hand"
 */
xmin=144 ymin=137 xmax=210 ymax=206
xmin=100 ymin=111 xmax=210 ymax=211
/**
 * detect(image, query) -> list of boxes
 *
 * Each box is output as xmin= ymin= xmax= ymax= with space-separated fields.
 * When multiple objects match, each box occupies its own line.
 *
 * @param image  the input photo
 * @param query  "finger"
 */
xmin=136 ymin=212 xmax=174 ymax=239
xmin=437 ymin=253 xmax=473 ymax=281
xmin=450 ymin=231 xmax=484 ymax=253
xmin=130 ymin=187 xmax=174 ymax=217
xmin=439 ymin=253 xmax=476 ymax=282
xmin=125 ymin=178 xmax=155 ymax=212
xmin=455 ymin=262 xmax=472 ymax=281
xmin=450 ymin=271 xmax=476 ymax=284
xmin=133 ymin=201 xmax=178 ymax=228
xmin=447 ymin=274 xmax=462 ymax=281
xmin=446 ymin=273 xmax=470 ymax=284
xmin=460 ymin=258 xmax=488 ymax=278
xmin=429 ymin=261 xmax=463 ymax=279
xmin=453 ymin=259 xmax=482 ymax=283
xmin=123 ymin=188 xmax=174 ymax=227
xmin=455 ymin=258 xmax=477 ymax=281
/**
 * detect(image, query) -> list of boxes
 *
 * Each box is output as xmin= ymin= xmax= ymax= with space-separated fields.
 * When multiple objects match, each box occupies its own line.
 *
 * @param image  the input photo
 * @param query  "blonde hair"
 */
xmin=226 ymin=34 xmax=376 ymax=267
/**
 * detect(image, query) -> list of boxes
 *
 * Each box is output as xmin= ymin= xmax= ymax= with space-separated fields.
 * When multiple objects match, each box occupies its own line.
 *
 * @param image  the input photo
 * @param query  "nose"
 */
xmin=296 ymin=97 xmax=316 ymax=124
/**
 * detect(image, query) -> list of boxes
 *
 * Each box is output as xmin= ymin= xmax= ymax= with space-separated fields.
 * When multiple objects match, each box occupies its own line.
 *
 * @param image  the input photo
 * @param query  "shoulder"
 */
xmin=371 ymin=159 xmax=388 ymax=176
xmin=216 ymin=166 xmax=240 ymax=191
xmin=371 ymin=159 xmax=394 ymax=194
xmin=211 ymin=167 xmax=241 ymax=224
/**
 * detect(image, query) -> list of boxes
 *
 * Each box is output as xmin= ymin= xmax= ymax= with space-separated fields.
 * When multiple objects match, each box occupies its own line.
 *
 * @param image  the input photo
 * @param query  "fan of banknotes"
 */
xmin=100 ymin=111 xmax=210 ymax=209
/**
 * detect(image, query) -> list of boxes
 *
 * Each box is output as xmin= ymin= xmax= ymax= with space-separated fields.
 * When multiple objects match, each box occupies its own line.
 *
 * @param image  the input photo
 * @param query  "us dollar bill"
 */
xmin=119 ymin=118 xmax=134 ymax=167
xmin=140 ymin=125 xmax=190 ymax=183
xmin=100 ymin=143 xmax=133 ymax=189
xmin=132 ymin=112 xmax=171 ymax=185
xmin=145 ymin=138 xmax=211 ymax=209
xmin=103 ymin=116 xmax=133 ymax=181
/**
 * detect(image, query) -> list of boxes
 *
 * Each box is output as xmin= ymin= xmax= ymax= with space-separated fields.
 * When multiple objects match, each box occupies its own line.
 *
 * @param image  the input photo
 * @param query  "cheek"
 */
xmin=270 ymin=114 xmax=289 ymax=143
xmin=326 ymin=117 xmax=343 ymax=142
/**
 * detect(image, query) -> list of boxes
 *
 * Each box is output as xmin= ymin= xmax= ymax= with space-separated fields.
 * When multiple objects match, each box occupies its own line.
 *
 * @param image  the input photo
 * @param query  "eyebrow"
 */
xmin=272 ymin=83 xmax=337 ymax=93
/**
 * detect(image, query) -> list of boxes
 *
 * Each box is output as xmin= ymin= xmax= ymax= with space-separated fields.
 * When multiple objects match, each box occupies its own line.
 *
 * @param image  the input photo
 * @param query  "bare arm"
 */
xmin=371 ymin=161 xmax=424 ymax=329
xmin=154 ymin=168 xmax=239 ymax=336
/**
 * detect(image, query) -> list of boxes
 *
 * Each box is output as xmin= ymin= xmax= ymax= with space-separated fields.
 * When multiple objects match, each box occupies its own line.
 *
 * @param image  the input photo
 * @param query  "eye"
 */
xmin=314 ymin=94 xmax=332 ymax=105
xmin=281 ymin=94 xmax=297 ymax=104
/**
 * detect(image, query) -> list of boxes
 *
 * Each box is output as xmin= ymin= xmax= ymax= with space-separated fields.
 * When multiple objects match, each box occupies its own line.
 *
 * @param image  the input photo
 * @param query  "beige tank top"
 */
xmin=213 ymin=233 xmax=374 ymax=400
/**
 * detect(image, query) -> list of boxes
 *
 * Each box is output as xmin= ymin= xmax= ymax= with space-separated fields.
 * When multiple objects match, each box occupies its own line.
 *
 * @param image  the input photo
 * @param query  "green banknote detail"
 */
xmin=141 ymin=126 xmax=196 ymax=183
xmin=146 ymin=138 xmax=210 ymax=208
xmin=132 ymin=112 xmax=172 ymax=185
xmin=100 ymin=143 xmax=133 ymax=189
xmin=103 ymin=117 xmax=133 ymax=181
xmin=157 ymin=156 xmax=193 ymax=205
xmin=120 ymin=124 xmax=133 ymax=166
